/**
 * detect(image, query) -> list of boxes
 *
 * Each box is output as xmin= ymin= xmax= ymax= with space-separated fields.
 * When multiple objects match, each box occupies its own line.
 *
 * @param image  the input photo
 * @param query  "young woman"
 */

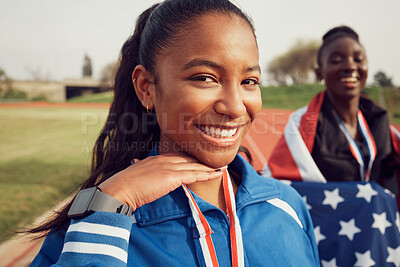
xmin=30 ymin=0 xmax=319 ymax=266
xmin=264 ymin=26 xmax=400 ymax=266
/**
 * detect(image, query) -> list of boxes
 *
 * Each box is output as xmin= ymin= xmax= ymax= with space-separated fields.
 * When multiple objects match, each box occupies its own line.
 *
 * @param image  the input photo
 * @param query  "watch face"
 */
xmin=68 ymin=187 xmax=97 ymax=217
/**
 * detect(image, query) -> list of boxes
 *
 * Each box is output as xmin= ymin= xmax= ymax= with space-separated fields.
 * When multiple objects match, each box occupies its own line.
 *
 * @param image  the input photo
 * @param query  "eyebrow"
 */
xmin=181 ymin=59 xmax=223 ymax=71
xmin=181 ymin=58 xmax=261 ymax=73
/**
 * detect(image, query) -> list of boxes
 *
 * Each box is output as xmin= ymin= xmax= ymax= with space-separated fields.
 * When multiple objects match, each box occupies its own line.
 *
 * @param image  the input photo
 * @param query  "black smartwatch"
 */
xmin=68 ymin=186 xmax=132 ymax=218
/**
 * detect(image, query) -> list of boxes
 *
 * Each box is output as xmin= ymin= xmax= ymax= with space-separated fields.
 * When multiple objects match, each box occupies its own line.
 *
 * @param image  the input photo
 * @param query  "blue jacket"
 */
xmin=31 ymin=154 xmax=320 ymax=266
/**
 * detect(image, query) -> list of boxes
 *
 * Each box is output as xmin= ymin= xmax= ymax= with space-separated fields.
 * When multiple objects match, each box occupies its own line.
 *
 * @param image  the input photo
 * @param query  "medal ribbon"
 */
xmin=182 ymin=169 xmax=244 ymax=267
xmin=335 ymin=110 xmax=377 ymax=181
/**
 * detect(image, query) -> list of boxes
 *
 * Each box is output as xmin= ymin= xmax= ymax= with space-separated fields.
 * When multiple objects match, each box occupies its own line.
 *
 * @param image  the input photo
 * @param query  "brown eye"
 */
xmin=330 ymin=55 xmax=342 ymax=63
xmin=191 ymin=76 xmax=216 ymax=83
xmin=354 ymin=56 xmax=364 ymax=63
xmin=242 ymin=79 xmax=259 ymax=85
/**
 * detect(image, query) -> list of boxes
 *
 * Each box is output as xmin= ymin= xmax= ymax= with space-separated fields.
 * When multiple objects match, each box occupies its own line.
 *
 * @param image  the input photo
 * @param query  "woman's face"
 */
xmin=317 ymin=37 xmax=368 ymax=101
xmin=151 ymin=14 xmax=261 ymax=168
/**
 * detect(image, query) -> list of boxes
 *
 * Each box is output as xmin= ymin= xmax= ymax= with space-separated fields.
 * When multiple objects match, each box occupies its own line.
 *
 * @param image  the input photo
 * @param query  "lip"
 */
xmin=339 ymin=74 xmax=361 ymax=89
xmin=195 ymin=124 xmax=244 ymax=147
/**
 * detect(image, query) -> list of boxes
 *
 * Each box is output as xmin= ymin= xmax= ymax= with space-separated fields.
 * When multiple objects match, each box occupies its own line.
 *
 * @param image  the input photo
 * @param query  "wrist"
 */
xmin=98 ymin=183 xmax=136 ymax=212
xmin=68 ymin=186 xmax=133 ymax=218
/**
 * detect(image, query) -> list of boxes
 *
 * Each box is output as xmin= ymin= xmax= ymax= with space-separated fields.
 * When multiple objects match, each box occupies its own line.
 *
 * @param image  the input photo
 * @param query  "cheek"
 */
xmin=245 ymin=91 xmax=262 ymax=119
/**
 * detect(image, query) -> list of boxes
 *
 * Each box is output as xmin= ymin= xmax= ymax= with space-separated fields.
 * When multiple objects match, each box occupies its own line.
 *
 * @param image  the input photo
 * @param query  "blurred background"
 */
xmin=0 ymin=0 xmax=399 ymax=265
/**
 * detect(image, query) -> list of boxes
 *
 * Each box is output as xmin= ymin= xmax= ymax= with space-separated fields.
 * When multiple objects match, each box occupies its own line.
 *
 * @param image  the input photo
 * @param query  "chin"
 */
xmin=193 ymin=149 xmax=238 ymax=168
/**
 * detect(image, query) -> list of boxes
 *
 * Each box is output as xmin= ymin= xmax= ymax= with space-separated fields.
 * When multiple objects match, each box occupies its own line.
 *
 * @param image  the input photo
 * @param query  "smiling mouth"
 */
xmin=340 ymin=77 xmax=359 ymax=83
xmin=196 ymin=125 xmax=238 ymax=138
xmin=339 ymin=73 xmax=360 ymax=83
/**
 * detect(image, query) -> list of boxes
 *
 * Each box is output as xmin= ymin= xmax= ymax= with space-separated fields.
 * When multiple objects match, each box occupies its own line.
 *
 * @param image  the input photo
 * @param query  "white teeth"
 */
xmin=221 ymin=129 xmax=228 ymax=137
xmin=210 ymin=127 xmax=216 ymax=135
xmin=198 ymin=126 xmax=238 ymax=138
xmin=341 ymin=77 xmax=358 ymax=82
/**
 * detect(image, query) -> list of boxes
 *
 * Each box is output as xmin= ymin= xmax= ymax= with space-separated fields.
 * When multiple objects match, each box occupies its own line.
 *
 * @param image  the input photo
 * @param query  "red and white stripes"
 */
xmin=182 ymin=168 xmax=244 ymax=267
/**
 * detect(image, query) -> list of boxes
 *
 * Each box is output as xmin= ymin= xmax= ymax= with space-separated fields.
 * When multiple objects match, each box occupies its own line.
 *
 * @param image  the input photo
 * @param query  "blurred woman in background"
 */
xmin=264 ymin=25 xmax=400 ymax=266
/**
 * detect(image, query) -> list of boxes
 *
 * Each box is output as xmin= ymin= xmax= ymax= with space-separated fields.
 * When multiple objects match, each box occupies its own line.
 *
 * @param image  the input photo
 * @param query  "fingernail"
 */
xmin=215 ymin=169 xmax=222 ymax=172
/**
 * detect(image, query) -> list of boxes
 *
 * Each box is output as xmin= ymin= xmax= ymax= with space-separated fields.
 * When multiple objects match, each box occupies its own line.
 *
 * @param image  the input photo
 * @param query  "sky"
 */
xmin=0 ymin=0 xmax=399 ymax=85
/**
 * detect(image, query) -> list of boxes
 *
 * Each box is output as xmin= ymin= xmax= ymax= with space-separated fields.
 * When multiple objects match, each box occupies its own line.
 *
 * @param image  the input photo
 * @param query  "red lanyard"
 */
xmin=182 ymin=169 xmax=244 ymax=267
xmin=335 ymin=110 xmax=377 ymax=181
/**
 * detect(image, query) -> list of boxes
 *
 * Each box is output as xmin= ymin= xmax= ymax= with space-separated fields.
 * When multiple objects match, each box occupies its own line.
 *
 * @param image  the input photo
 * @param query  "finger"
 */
xmin=176 ymin=170 xmax=222 ymax=185
xmin=171 ymin=162 xmax=221 ymax=171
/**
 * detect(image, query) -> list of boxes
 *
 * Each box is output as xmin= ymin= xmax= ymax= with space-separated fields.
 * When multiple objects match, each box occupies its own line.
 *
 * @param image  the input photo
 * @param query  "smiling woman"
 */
xmin=29 ymin=0 xmax=319 ymax=266
xmin=264 ymin=26 xmax=400 ymax=266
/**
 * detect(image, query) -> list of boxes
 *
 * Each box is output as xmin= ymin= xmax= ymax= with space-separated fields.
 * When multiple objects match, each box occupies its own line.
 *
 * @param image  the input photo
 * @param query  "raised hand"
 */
xmin=98 ymin=153 xmax=222 ymax=211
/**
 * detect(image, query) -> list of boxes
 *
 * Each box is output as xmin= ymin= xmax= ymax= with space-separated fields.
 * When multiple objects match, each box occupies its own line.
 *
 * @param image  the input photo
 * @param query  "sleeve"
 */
xmin=276 ymin=181 xmax=320 ymax=266
xmin=30 ymin=212 xmax=133 ymax=267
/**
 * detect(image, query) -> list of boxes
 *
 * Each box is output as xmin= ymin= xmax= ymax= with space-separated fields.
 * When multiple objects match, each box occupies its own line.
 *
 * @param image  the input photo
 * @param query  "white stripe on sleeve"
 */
xmin=267 ymin=198 xmax=303 ymax=229
xmin=62 ymin=242 xmax=128 ymax=263
xmin=67 ymin=222 xmax=130 ymax=242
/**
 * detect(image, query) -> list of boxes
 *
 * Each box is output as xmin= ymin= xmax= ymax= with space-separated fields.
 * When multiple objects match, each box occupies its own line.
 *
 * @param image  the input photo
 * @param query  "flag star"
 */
xmin=303 ymin=196 xmax=312 ymax=210
xmin=313 ymin=226 xmax=326 ymax=245
xmin=321 ymin=257 xmax=338 ymax=267
xmin=354 ymin=250 xmax=375 ymax=267
xmin=372 ymin=212 xmax=392 ymax=235
xmin=355 ymin=183 xmax=378 ymax=203
xmin=322 ymin=188 xmax=344 ymax=210
xmin=339 ymin=219 xmax=361 ymax=241
xmin=387 ymin=246 xmax=400 ymax=266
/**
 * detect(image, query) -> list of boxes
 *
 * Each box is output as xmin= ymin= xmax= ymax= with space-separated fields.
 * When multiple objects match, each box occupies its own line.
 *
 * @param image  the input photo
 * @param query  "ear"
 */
xmin=315 ymin=67 xmax=323 ymax=82
xmin=132 ymin=65 xmax=155 ymax=110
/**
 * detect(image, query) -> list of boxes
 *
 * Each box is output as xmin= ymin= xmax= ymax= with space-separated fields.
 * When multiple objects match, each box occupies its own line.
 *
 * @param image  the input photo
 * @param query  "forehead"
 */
xmin=155 ymin=13 xmax=259 ymax=69
xmin=323 ymin=37 xmax=365 ymax=57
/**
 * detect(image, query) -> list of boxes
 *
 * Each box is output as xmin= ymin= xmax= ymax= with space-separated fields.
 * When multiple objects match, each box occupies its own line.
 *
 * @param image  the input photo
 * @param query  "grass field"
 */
xmin=0 ymin=107 xmax=107 ymax=242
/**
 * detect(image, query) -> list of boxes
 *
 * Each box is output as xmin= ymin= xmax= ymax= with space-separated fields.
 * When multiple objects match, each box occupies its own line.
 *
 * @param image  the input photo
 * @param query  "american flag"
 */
xmin=287 ymin=181 xmax=400 ymax=267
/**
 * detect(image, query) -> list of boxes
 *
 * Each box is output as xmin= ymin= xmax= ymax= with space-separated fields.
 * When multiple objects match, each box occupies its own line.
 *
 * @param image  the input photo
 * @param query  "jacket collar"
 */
xmin=133 ymin=148 xmax=280 ymax=226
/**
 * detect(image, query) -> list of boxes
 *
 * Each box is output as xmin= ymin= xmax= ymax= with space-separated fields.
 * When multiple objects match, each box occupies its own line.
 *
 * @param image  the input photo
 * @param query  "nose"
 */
xmin=214 ymin=82 xmax=246 ymax=119
xmin=342 ymin=57 xmax=357 ymax=73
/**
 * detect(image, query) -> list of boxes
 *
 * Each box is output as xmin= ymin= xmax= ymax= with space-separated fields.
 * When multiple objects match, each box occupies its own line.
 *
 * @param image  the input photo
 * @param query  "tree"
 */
xmin=373 ymin=71 xmax=393 ymax=87
xmin=82 ymin=54 xmax=93 ymax=77
xmin=0 ymin=67 xmax=13 ymax=97
xmin=267 ymin=39 xmax=320 ymax=85
xmin=99 ymin=61 xmax=119 ymax=90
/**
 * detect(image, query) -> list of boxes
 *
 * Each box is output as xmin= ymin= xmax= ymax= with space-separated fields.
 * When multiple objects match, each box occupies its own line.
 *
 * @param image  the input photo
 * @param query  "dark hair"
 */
xmin=317 ymin=25 xmax=360 ymax=67
xmin=27 ymin=0 xmax=256 ymax=237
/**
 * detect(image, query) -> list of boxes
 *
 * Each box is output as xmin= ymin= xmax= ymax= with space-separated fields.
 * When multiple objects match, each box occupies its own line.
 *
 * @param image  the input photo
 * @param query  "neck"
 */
xmin=187 ymin=171 xmax=238 ymax=213
xmin=327 ymin=92 xmax=360 ymax=139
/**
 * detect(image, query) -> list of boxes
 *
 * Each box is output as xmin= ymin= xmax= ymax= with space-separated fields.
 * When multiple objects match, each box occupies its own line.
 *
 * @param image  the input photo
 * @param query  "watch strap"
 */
xmin=89 ymin=189 xmax=132 ymax=216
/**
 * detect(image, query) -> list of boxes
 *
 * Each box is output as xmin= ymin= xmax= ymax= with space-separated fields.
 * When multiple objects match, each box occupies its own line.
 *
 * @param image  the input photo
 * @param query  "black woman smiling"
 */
xmin=264 ymin=26 xmax=400 ymax=266
xmin=29 ymin=0 xmax=319 ymax=266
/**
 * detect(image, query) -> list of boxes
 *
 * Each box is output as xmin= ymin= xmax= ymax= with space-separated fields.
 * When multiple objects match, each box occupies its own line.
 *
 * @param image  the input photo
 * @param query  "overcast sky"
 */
xmin=1 ymin=0 xmax=399 ymax=85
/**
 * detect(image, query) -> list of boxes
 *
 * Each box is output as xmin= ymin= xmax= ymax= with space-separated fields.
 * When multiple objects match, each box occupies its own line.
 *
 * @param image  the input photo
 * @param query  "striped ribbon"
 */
xmin=335 ymin=110 xmax=377 ymax=182
xmin=182 ymin=169 xmax=244 ymax=267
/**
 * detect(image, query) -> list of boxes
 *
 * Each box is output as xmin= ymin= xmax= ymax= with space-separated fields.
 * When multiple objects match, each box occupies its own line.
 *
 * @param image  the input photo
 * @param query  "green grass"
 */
xmin=260 ymin=84 xmax=400 ymax=124
xmin=260 ymin=83 xmax=325 ymax=109
xmin=0 ymin=107 xmax=107 ymax=242
xmin=68 ymin=91 xmax=113 ymax=103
